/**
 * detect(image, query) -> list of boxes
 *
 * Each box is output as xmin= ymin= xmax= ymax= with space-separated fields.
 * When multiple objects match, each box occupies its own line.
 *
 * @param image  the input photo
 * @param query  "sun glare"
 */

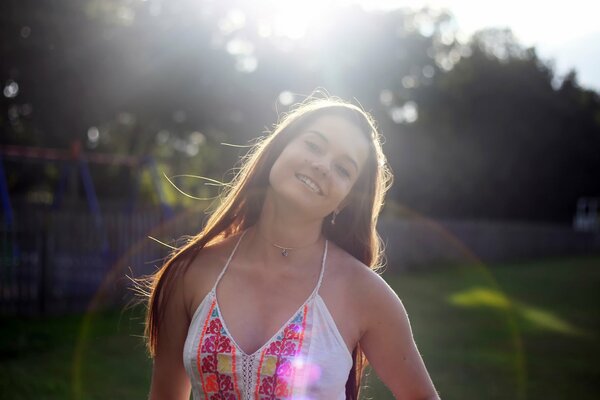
xmin=255 ymin=0 xmax=340 ymax=40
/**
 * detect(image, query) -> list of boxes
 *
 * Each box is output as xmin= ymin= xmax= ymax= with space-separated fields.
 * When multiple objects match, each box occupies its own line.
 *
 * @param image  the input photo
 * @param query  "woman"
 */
xmin=145 ymin=97 xmax=439 ymax=399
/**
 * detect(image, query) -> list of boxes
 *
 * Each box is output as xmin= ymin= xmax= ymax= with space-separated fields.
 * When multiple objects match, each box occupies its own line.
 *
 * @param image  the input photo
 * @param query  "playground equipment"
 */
xmin=0 ymin=141 xmax=173 ymax=222
xmin=0 ymin=142 xmax=174 ymax=314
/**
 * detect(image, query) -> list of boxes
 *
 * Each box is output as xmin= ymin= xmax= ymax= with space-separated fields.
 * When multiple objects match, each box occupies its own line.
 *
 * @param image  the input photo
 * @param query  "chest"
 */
xmin=215 ymin=267 xmax=320 ymax=356
xmin=185 ymin=290 xmax=353 ymax=399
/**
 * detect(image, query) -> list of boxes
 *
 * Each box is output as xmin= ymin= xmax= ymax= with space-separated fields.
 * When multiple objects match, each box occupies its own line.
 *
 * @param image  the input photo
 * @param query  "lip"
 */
xmin=295 ymin=173 xmax=324 ymax=195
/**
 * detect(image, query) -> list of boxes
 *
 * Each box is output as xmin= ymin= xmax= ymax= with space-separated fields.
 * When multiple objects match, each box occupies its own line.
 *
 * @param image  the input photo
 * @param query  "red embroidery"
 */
xmin=258 ymin=376 xmax=276 ymax=396
xmin=276 ymin=359 xmax=293 ymax=378
xmin=199 ymin=300 xmax=309 ymax=399
xmin=207 ymin=318 xmax=223 ymax=334
xmin=217 ymin=335 xmax=233 ymax=353
xmin=283 ymin=323 xmax=302 ymax=340
xmin=275 ymin=380 xmax=290 ymax=397
xmin=205 ymin=373 xmax=219 ymax=392
xmin=202 ymin=335 xmax=217 ymax=353
xmin=219 ymin=374 xmax=234 ymax=391
xmin=197 ymin=300 xmax=217 ymax=398
xmin=202 ymin=353 xmax=217 ymax=373
xmin=197 ymin=299 xmax=238 ymax=398
xmin=255 ymin=304 xmax=309 ymax=400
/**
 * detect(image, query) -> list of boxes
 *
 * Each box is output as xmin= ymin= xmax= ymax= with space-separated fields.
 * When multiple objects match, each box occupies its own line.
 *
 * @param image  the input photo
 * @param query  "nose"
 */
xmin=310 ymin=160 xmax=329 ymax=177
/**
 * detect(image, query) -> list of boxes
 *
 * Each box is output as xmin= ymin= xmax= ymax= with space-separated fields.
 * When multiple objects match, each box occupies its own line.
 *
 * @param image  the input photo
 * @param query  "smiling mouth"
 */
xmin=295 ymin=173 xmax=323 ymax=195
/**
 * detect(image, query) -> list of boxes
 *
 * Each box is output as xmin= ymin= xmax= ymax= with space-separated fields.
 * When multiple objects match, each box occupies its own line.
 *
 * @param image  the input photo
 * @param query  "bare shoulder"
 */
xmin=326 ymin=243 xmax=402 ymax=336
xmin=328 ymin=243 xmax=395 ymax=300
xmin=181 ymin=234 xmax=242 ymax=318
xmin=323 ymin=244 xmax=439 ymax=398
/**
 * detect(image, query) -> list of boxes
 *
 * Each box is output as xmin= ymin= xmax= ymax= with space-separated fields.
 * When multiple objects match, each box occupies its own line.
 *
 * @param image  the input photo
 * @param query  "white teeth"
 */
xmin=297 ymin=174 xmax=322 ymax=194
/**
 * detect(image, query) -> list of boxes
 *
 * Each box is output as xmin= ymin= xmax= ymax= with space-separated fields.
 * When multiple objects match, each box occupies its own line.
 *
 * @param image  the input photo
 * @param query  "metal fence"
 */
xmin=0 ymin=205 xmax=205 ymax=316
xmin=379 ymin=218 xmax=600 ymax=271
xmin=2 ymin=208 xmax=599 ymax=316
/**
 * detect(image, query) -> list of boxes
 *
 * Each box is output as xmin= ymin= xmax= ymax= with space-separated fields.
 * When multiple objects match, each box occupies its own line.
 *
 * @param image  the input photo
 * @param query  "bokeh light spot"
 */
xmin=3 ymin=80 xmax=19 ymax=98
xmin=379 ymin=89 xmax=394 ymax=106
xmin=391 ymin=101 xmax=418 ymax=124
xmin=235 ymin=56 xmax=258 ymax=73
xmin=440 ymin=31 xmax=455 ymax=45
xmin=257 ymin=22 xmax=272 ymax=38
xmin=117 ymin=112 xmax=136 ymax=125
xmin=226 ymin=38 xmax=255 ymax=56
xmin=87 ymin=126 xmax=100 ymax=149
xmin=219 ymin=8 xmax=246 ymax=34
xmin=278 ymin=90 xmax=295 ymax=106
xmin=401 ymin=75 xmax=417 ymax=88
xmin=156 ymin=130 xmax=170 ymax=144
xmin=422 ymin=65 xmax=435 ymax=78
xmin=20 ymin=26 xmax=31 ymax=39
xmin=185 ymin=143 xmax=199 ymax=157
xmin=189 ymin=131 xmax=206 ymax=146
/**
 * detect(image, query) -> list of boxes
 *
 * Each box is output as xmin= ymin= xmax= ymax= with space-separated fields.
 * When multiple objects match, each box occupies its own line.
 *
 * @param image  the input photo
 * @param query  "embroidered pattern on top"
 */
xmin=197 ymin=298 xmax=309 ymax=400
xmin=255 ymin=305 xmax=308 ymax=399
xmin=197 ymin=299 xmax=241 ymax=399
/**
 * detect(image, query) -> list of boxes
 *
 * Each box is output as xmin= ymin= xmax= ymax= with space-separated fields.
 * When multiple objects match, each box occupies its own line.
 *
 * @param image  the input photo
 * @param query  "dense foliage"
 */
xmin=2 ymin=0 xmax=599 ymax=221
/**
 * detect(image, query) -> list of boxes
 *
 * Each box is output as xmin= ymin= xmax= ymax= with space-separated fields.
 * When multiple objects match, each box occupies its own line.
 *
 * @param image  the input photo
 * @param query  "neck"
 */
xmin=248 ymin=190 xmax=324 ymax=261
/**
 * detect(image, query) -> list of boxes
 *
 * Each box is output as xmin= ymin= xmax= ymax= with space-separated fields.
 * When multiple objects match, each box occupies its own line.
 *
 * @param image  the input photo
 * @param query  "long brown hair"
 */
xmin=144 ymin=95 xmax=392 ymax=399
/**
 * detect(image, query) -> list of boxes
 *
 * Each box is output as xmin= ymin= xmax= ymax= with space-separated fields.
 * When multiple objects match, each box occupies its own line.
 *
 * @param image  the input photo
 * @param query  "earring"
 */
xmin=331 ymin=210 xmax=339 ymax=225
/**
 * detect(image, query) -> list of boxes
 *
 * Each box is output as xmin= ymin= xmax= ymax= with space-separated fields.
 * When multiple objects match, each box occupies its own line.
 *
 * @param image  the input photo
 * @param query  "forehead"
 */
xmin=300 ymin=114 xmax=370 ymax=167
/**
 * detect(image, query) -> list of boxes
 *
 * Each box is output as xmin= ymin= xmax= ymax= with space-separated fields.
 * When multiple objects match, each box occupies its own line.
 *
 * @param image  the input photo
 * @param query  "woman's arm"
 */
xmin=358 ymin=272 xmax=440 ymax=400
xmin=148 ymin=271 xmax=192 ymax=400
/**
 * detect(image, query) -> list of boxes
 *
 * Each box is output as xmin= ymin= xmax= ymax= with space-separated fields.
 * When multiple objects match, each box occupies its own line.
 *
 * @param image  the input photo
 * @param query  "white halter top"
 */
xmin=183 ymin=232 xmax=353 ymax=400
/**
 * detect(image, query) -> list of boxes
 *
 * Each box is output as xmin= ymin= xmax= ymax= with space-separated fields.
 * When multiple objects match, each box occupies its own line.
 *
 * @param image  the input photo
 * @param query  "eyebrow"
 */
xmin=306 ymin=130 xmax=359 ymax=172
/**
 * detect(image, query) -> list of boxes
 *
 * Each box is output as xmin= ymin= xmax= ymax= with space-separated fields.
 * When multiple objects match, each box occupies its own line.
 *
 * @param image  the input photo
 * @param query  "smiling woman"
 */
xmin=269 ymin=115 xmax=369 ymax=222
xmin=142 ymin=96 xmax=440 ymax=400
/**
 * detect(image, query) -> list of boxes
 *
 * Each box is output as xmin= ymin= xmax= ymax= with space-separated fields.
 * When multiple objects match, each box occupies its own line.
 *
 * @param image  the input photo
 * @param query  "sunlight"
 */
xmin=450 ymin=287 xmax=511 ymax=309
xmin=201 ymin=0 xmax=343 ymax=41
xmin=519 ymin=307 xmax=589 ymax=337
xmin=367 ymin=0 xmax=600 ymax=47
xmin=265 ymin=0 xmax=338 ymax=40
xmin=449 ymin=287 xmax=591 ymax=337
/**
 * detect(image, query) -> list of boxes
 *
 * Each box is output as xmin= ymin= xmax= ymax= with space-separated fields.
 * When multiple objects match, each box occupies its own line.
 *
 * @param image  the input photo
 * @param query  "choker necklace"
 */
xmin=256 ymin=229 xmax=321 ymax=257
xmin=272 ymin=243 xmax=293 ymax=257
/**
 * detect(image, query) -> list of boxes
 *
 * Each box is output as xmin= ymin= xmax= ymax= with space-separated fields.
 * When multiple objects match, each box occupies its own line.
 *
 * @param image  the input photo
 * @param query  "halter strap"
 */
xmin=211 ymin=230 xmax=247 ymax=292
xmin=309 ymin=239 xmax=328 ymax=299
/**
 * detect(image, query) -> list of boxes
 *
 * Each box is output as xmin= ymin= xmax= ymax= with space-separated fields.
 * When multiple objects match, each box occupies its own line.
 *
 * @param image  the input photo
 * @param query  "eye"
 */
xmin=335 ymin=164 xmax=351 ymax=178
xmin=305 ymin=140 xmax=322 ymax=154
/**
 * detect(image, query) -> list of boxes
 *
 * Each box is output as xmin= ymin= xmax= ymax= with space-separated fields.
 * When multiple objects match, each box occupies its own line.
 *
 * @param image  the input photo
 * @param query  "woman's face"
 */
xmin=269 ymin=114 xmax=370 ymax=220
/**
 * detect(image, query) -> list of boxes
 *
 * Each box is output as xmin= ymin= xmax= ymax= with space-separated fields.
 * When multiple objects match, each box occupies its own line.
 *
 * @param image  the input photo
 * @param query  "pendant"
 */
xmin=281 ymin=248 xmax=289 ymax=257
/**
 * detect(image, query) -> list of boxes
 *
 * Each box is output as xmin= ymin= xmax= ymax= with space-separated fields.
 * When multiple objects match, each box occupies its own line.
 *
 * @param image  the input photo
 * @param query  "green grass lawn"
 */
xmin=0 ymin=306 xmax=151 ymax=400
xmin=364 ymin=255 xmax=600 ymax=400
xmin=1 ymin=255 xmax=598 ymax=399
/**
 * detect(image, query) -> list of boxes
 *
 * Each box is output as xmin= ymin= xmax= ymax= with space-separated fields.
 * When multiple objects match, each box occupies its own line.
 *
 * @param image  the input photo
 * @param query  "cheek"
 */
xmin=339 ymin=175 xmax=364 ymax=201
xmin=330 ymin=178 xmax=354 ymax=203
xmin=268 ymin=150 xmax=296 ymax=185
xmin=268 ymin=159 xmax=282 ymax=186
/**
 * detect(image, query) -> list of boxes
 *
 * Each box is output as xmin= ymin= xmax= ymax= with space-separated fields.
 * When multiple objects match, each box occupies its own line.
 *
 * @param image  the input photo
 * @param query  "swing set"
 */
xmin=0 ymin=142 xmax=174 ymax=314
